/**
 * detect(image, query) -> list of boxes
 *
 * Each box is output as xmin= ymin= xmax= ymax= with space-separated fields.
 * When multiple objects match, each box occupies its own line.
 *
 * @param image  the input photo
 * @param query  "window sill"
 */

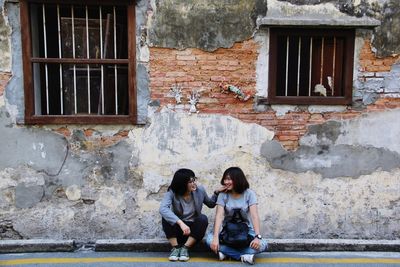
xmin=24 ymin=115 xmax=137 ymax=125
xmin=258 ymin=96 xmax=352 ymax=106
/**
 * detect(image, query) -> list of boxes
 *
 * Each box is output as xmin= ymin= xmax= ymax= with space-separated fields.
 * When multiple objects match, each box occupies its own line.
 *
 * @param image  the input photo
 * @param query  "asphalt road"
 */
xmin=1 ymin=251 xmax=400 ymax=266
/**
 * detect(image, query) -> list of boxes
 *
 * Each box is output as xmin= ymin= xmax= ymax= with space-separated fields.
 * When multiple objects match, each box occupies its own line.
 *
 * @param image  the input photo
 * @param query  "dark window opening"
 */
xmin=20 ymin=0 xmax=136 ymax=124
xmin=268 ymin=28 xmax=354 ymax=105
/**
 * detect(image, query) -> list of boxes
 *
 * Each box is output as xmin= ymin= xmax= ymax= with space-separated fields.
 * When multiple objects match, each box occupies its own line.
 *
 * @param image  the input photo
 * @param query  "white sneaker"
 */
xmin=240 ymin=254 xmax=255 ymax=265
xmin=218 ymin=251 xmax=226 ymax=261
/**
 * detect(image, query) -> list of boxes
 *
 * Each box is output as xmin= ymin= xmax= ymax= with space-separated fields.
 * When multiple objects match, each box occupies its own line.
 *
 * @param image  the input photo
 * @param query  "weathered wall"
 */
xmin=0 ymin=0 xmax=400 ymax=242
xmin=149 ymin=0 xmax=268 ymax=51
xmin=0 ymin=3 xmax=10 ymax=72
xmin=280 ymin=0 xmax=400 ymax=57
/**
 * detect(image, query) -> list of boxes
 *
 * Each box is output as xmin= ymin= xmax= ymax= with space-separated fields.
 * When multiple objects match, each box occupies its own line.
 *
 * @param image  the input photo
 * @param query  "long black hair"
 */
xmin=168 ymin=168 xmax=195 ymax=196
xmin=220 ymin=167 xmax=249 ymax=194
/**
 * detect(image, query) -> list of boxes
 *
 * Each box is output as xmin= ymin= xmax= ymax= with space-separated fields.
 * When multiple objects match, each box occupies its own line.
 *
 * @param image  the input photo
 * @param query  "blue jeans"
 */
xmin=205 ymin=232 xmax=268 ymax=261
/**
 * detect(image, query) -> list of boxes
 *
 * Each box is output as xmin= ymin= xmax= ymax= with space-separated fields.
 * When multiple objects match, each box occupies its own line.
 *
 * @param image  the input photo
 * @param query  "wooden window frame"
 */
xmin=267 ymin=27 xmax=355 ymax=105
xmin=20 ymin=0 xmax=137 ymax=124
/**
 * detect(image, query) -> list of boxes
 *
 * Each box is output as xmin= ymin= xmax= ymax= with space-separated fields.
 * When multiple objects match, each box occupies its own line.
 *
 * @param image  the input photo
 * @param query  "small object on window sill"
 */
xmin=327 ymin=76 xmax=334 ymax=96
xmin=219 ymin=83 xmax=251 ymax=101
xmin=314 ymin=84 xmax=327 ymax=97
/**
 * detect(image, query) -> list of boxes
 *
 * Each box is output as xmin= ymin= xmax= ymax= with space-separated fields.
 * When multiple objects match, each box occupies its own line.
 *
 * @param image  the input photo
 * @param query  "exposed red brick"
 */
xmin=278 ymin=140 xmax=299 ymax=150
xmin=149 ymin=38 xmax=400 ymax=150
xmin=115 ymin=130 xmax=130 ymax=137
xmin=84 ymin=129 xmax=94 ymax=137
xmin=54 ymin=127 xmax=71 ymax=137
xmin=176 ymin=55 xmax=196 ymax=61
xmin=0 ymin=72 xmax=11 ymax=96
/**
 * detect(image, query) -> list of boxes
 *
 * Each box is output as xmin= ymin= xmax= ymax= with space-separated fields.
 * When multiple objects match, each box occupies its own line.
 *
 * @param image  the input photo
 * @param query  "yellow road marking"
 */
xmin=1 ymin=257 xmax=400 ymax=265
xmin=258 ymin=257 xmax=400 ymax=264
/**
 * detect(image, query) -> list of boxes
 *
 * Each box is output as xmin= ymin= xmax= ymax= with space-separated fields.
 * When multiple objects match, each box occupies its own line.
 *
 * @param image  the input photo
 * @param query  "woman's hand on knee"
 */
xmin=210 ymin=238 xmax=219 ymax=254
xmin=250 ymin=238 xmax=261 ymax=250
xmin=178 ymin=221 xmax=191 ymax=236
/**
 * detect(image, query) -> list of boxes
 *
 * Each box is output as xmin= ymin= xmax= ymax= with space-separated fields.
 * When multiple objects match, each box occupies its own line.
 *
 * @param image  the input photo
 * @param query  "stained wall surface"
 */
xmin=0 ymin=0 xmax=399 ymax=241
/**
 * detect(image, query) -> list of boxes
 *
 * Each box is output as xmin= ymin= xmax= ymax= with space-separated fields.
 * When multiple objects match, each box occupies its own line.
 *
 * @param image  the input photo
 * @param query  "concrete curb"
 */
xmin=95 ymin=239 xmax=171 ymax=252
xmin=0 ymin=239 xmax=75 ymax=253
xmin=1 ymin=239 xmax=400 ymax=253
xmin=94 ymin=239 xmax=400 ymax=252
xmin=268 ymin=239 xmax=400 ymax=252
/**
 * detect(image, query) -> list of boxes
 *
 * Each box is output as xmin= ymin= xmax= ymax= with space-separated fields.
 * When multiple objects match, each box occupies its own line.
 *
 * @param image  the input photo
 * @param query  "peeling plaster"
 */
xmin=129 ymin=110 xmax=274 ymax=169
xmin=0 ymin=0 xmax=11 ymax=72
xmin=3 ymin=1 xmax=23 ymax=122
xmin=261 ymin=169 xmax=400 ymax=239
xmin=258 ymin=0 xmax=380 ymax=27
xmin=0 ymin=109 xmax=68 ymax=174
xmin=273 ymin=0 xmax=399 ymax=57
xmin=262 ymin=141 xmax=400 ymax=178
xmin=149 ymin=0 xmax=268 ymax=51
xmin=267 ymin=0 xmax=348 ymax=18
xmin=255 ymin=30 xmax=269 ymax=98
xmin=271 ymin=105 xmax=299 ymax=116
xmin=95 ymin=187 xmax=127 ymax=213
xmin=262 ymin=109 xmax=400 ymax=178
xmin=372 ymin=0 xmax=400 ymax=57
xmin=0 ymin=167 xmax=46 ymax=195
xmin=1 ymin=106 xmax=400 ymax=239
xmin=136 ymin=188 xmax=159 ymax=212
xmin=307 ymin=105 xmax=347 ymax=113
xmin=1 ymin=0 xmax=400 ymax=241
xmin=335 ymin=109 xmax=400 ymax=154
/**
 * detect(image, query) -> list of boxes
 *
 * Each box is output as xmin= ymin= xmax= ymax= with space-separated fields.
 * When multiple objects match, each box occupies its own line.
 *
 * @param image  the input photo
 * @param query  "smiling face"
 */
xmin=223 ymin=175 xmax=234 ymax=192
xmin=186 ymin=177 xmax=197 ymax=193
xmin=220 ymin=167 xmax=249 ymax=194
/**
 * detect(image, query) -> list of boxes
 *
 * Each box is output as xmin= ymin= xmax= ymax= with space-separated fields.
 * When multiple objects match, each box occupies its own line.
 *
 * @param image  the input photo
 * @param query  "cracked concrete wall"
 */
xmin=148 ymin=0 xmax=400 ymax=57
xmin=0 ymin=1 xmax=11 ymax=72
xmin=1 ymin=105 xmax=399 ymax=240
xmin=0 ymin=0 xmax=400 ymax=241
xmin=149 ymin=0 xmax=268 ymax=51
xmin=261 ymin=110 xmax=400 ymax=178
xmin=0 ymin=106 xmax=277 ymax=240
xmin=274 ymin=0 xmax=399 ymax=57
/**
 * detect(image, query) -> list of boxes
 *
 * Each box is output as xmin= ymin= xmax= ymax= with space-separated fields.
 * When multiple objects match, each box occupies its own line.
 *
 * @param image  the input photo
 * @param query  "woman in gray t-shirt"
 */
xmin=206 ymin=167 xmax=268 ymax=264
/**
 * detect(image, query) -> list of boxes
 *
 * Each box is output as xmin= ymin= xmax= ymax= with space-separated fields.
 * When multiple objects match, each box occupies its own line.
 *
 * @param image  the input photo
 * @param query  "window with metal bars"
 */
xmin=20 ymin=0 xmax=136 ymax=124
xmin=268 ymin=28 xmax=355 ymax=105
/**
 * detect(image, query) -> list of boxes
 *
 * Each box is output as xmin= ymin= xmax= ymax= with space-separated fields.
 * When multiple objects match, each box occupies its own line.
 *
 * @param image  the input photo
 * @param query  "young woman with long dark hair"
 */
xmin=160 ymin=168 xmax=225 ymax=261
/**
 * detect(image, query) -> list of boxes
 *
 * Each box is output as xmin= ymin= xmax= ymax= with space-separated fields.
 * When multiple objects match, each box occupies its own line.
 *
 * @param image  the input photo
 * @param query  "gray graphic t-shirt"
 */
xmin=216 ymin=189 xmax=257 ymax=230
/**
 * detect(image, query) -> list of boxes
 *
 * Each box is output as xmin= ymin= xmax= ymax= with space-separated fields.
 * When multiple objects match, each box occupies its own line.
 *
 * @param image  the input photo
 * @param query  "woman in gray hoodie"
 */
xmin=159 ymin=168 xmax=225 ymax=262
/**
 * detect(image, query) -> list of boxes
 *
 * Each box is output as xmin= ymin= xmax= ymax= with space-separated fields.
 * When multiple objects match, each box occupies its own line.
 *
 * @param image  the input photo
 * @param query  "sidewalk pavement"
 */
xmin=1 ymin=239 xmax=400 ymax=253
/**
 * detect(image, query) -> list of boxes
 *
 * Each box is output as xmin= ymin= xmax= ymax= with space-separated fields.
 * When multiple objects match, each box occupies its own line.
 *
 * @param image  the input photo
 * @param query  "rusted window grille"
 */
xmin=20 ymin=0 xmax=136 ymax=124
xmin=268 ymin=28 xmax=355 ymax=105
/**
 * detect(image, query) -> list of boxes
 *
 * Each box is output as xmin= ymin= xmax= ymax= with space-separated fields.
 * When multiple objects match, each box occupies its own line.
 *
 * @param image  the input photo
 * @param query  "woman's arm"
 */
xmin=201 ymin=186 xmax=217 ymax=208
xmin=159 ymin=191 xmax=180 ymax=225
xmin=210 ymin=205 xmax=224 ymax=254
xmin=202 ymin=185 xmax=227 ymax=208
xmin=249 ymin=204 xmax=262 ymax=250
